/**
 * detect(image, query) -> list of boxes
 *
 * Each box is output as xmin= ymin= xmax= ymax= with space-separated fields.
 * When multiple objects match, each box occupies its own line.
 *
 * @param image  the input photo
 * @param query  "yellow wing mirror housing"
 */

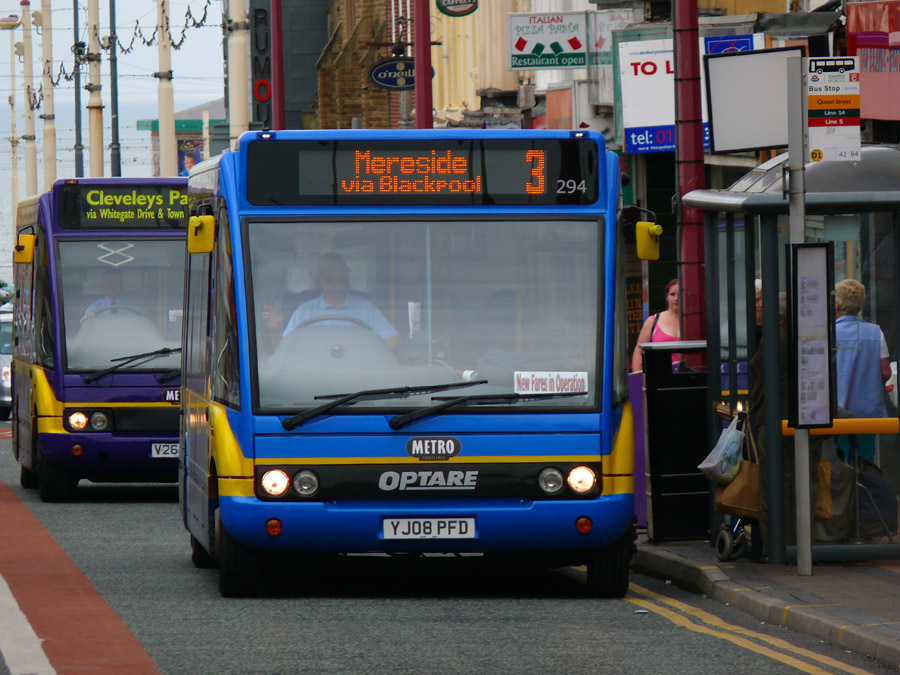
xmin=13 ymin=233 xmax=35 ymax=264
xmin=188 ymin=215 xmax=215 ymax=254
xmin=636 ymin=221 xmax=663 ymax=261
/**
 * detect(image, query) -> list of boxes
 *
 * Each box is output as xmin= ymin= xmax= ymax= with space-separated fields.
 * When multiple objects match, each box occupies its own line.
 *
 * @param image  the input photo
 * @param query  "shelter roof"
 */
xmin=683 ymin=145 xmax=900 ymax=214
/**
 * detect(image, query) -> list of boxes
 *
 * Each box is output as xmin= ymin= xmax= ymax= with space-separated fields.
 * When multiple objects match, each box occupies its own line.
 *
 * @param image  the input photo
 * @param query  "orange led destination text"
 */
xmin=341 ymin=149 xmax=483 ymax=195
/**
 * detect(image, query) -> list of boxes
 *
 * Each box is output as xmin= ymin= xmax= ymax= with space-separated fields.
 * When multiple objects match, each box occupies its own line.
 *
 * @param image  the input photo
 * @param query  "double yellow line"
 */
xmin=628 ymin=583 xmax=874 ymax=675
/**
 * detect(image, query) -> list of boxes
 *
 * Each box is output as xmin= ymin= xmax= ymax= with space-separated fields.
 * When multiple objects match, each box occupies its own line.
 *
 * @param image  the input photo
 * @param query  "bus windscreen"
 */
xmin=57 ymin=184 xmax=189 ymax=229
xmin=246 ymin=138 xmax=600 ymax=206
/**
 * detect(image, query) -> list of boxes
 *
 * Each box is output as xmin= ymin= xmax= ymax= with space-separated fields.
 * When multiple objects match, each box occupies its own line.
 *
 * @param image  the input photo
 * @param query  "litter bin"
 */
xmin=641 ymin=340 xmax=710 ymax=541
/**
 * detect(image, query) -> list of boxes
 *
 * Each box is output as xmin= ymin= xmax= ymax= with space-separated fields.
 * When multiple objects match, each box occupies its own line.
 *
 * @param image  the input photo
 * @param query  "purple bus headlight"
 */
xmin=64 ymin=408 xmax=114 ymax=432
xmin=261 ymin=469 xmax=290 ymax=497
xmin=566 ymin=466 xmax=597 ymax=494
xmin=89 ymin=411 xmax=110 ymax=431
xmin=68 ymin=411 xmax=89 ymax=430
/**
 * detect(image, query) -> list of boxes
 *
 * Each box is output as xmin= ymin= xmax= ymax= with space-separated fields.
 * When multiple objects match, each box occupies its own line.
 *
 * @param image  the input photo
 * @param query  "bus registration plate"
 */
xmin=151 ymin=443 xmax=179 ymax=458
xmin=383 ymin=518 xmax=475 ymax=540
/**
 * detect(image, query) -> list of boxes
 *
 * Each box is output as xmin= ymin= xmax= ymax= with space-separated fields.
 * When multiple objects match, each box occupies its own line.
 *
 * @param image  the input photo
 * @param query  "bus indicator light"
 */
xmin=576 ymin=517 xmax=593 ymax=534
xmin=266 ymin=519 xmax=283 ymax=536
xmin=71 ymin=445 xmax=84 ymax=457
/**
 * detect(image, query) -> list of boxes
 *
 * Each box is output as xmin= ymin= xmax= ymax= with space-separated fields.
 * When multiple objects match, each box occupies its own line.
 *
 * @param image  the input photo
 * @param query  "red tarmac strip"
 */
xmin=0 ymin=480 xmax=159 ymax=674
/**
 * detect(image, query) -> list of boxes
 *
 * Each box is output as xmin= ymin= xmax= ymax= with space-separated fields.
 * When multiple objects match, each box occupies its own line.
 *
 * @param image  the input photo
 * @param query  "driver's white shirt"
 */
xmin=81 ymin=295 xmax=114 ymax=321
xmin=282 ymin=293 xmax=399 ymax=342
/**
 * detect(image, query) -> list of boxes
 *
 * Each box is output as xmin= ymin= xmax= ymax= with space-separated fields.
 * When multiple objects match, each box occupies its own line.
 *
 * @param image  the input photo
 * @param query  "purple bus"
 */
xmin=12 ymin=178 xmax=188 ymax=502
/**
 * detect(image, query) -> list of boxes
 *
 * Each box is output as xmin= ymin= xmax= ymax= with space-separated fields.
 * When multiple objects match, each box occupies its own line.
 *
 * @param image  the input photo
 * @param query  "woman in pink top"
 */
xmin=631 ymin=279 xmax=681 ymax=372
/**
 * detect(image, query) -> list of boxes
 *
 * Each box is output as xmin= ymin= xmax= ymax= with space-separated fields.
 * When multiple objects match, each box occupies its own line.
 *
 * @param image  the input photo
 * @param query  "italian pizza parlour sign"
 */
xmin=508 ymin=11 xmax=590 ymax=70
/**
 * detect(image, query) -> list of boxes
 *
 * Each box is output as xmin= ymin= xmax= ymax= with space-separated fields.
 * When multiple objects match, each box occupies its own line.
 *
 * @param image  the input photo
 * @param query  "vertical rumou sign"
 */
xmin=250 ymin=0 xmax=272 ymax=128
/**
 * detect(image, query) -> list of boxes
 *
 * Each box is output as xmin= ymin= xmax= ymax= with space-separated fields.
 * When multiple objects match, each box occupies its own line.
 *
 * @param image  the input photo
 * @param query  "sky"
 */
xmin=0 ymin=0 xmax=226 ymax=181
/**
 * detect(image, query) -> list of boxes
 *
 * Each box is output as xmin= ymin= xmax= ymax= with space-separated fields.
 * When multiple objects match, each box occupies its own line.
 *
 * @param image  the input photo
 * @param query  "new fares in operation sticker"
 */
xmin=514 ymin=371 xmax=589 ymax=395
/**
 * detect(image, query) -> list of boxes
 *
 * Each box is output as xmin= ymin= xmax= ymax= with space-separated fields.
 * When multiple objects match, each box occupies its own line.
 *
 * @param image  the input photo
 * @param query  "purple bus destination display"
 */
xmin=58 ymin=184 xmax=189 ymax=229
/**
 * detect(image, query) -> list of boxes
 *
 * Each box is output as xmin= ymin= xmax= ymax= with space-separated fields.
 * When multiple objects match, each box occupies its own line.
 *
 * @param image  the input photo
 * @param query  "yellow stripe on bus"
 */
xmin=601 ymin=474 xmax=635 ymax=495
xmin=254 ymin=455 xmax=603 ymax=466
xmin=219 ymin=477 xmax=255 ymax=498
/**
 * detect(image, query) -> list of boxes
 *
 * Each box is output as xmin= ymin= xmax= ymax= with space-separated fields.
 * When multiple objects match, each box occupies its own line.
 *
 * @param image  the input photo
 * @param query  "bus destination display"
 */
xmin=57 ymin=184 xmax=189 ymax=229
xmin=246 ymin=138 xmax=600 ymax=206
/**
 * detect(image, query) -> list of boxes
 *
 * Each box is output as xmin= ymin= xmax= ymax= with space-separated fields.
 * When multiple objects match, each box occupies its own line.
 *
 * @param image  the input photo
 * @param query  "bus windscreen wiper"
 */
xmin=388 ymin=391 xmax=585 ymax=430
xmin=85 ymin=347 xmax=182 ymax=384
xmin=282 ymin=380 xmax=488 ymax=431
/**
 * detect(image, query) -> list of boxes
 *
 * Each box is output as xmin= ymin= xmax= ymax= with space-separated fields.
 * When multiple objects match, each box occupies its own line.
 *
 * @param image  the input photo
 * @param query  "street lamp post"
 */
xmin=107 ymin=0 xmax=120 ymax=175
xmin=0 ymin=15 xmax=21 ymax=214
xmin=86 ymin=0 xmax=104 ymax=176
xmin=156 ymin=0 xmax=176 ymax=176
xmin=39 ymin=0 xmax=56 ymax=189
xmin=72 ymin=0 xmax=84 ymax=177
xmin=20 ymin=0 xmax=37 ymax=195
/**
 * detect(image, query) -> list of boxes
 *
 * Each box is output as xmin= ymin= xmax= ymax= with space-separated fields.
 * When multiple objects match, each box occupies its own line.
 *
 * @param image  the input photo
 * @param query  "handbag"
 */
xmin=699 ymin=414 xmax=745 ymax=484
xmin=715 ymin=423 xmax=759 ymax=520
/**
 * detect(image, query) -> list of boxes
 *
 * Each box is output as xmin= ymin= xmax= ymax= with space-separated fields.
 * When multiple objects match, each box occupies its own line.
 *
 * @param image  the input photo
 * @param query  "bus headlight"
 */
xmin=261 ymin=469 xmax=290 ymax=497
xmin=538 ymin=467 xmax=564 ymax=495
xmin=292 ymin=470 xmax=319 ymax=497
xmin=89 ymin=411 xmax=110 ymax=431
xmin=68 ymin=411 xmax=89 ymax=430
xmin=567 ymin=466 xmax=597 ymax=494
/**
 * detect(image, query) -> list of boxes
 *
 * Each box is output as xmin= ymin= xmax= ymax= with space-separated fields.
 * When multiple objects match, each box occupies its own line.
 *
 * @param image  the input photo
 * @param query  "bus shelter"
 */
xmin=684 ymin=144 xmax=900 ymax=565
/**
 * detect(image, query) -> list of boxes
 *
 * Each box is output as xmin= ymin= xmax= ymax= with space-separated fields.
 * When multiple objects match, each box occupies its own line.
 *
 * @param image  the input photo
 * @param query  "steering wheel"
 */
xmin=93 ymin=304 xmax=142 ymax=317
xmin=293 ymin=314 xmax=375 ymax=332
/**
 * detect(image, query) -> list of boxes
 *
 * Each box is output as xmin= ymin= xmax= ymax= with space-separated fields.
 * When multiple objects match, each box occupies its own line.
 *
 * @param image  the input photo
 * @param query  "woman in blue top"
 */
xmin=834 ymin=278 xmax=891 ymax=465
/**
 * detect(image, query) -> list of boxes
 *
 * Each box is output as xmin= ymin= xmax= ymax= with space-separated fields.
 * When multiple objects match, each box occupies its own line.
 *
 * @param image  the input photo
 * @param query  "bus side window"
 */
xmin=184 ymin=237 xmax=211 ymax=395
xmin=33 ymin=234 xmax=55 ymax=370
xmin=211 ymin=211 xmax=240 ymax=408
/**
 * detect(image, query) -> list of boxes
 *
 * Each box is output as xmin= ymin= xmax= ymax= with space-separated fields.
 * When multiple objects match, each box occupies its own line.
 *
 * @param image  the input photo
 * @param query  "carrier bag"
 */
xmin=699 ymin=414 xmax=744 ymax=485
xmin=813 ymin=439 xmax=855 ymax=542
xmin=715 ymin=424 xmax=759 ymax=520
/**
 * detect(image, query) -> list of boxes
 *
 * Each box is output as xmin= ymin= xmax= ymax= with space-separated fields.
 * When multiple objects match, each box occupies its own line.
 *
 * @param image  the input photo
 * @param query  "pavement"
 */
xmin=633 ymin=533 xmax=900 ymax=671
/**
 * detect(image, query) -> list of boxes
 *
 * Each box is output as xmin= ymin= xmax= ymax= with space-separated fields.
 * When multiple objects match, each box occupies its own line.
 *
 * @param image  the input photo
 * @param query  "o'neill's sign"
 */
xmin=437 ymin=0 xmax=477 ymax=17
xmin=369 ymin=57 xmax=434 ymax=91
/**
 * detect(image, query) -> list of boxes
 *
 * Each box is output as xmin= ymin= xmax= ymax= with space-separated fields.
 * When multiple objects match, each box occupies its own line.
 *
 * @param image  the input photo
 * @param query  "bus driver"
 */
xmin=263 ymin=252 xmax=402 ymax=352
xmin=81 ymin=268 xmax=126 ymax=322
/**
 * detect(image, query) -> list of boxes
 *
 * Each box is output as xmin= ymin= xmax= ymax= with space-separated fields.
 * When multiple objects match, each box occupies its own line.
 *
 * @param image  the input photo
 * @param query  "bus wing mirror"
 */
xmin=188 ymin=215 xmax=215 ymax=254
xmin=13 ymin=233 xmax=35 ymax=264
xmin=635 ymin=221 xmax=662 ymax=261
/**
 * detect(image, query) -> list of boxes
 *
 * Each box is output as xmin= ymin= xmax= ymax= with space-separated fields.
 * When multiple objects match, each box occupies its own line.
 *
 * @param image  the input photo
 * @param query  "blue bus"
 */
xmin=12 ymin=178 xmax=188 ymax=502
xmin=182 ymin=129 xmax=637 ymax=597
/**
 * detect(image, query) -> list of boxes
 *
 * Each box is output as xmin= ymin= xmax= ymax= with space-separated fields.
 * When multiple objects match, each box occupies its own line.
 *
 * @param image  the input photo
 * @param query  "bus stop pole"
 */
xmin=761 ymin=215 xmax=784 ymax=564
xmin=787 ymin=55 xmax=813 ymax=576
